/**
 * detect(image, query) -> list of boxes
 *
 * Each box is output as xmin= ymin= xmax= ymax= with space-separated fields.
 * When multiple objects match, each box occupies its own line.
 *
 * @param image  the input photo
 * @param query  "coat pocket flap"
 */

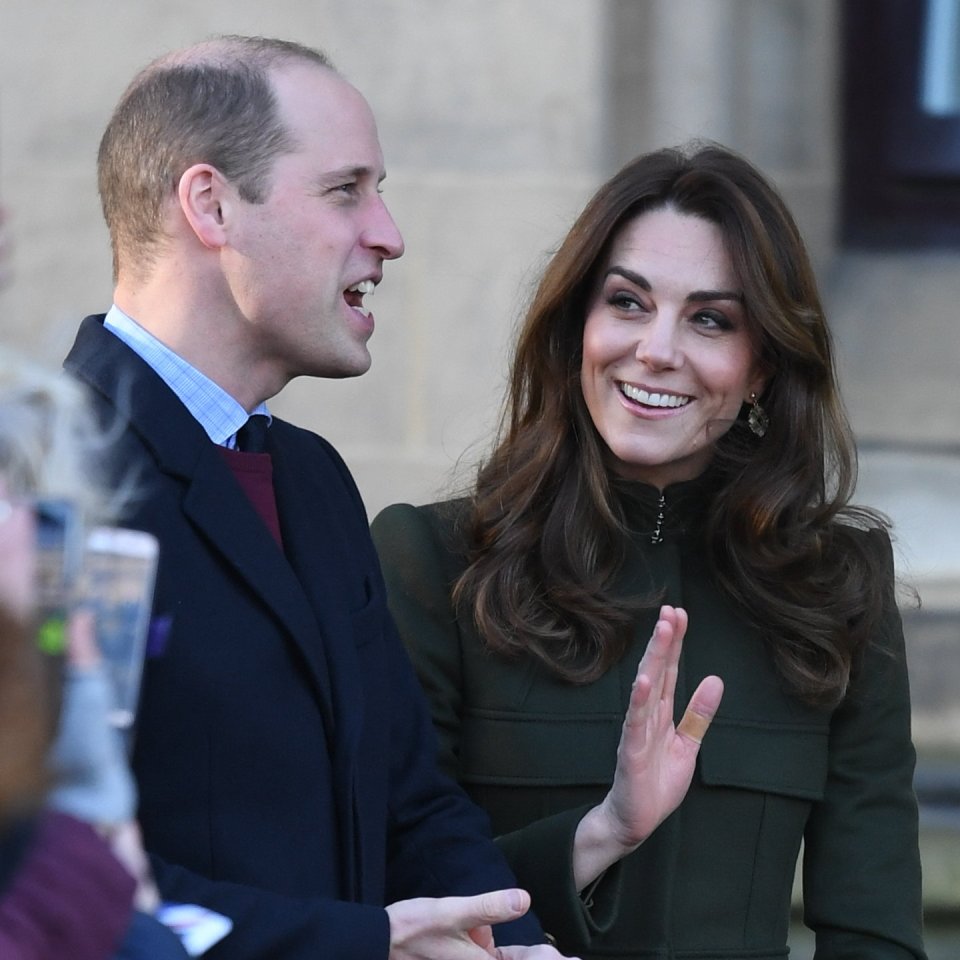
xmin=459 ymin=709 xmax=622 ymax=785
xmin=699 ymin=719 xmax=829 ymax=800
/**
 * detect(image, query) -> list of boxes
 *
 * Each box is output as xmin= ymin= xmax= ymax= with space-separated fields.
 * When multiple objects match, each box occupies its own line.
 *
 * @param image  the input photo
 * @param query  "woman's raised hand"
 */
xmin=572 ymin=606 xmax=723 ymax=890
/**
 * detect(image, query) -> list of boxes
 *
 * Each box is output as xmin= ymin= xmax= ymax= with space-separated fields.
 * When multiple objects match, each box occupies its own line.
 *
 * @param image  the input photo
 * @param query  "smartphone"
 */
xmin=156 ymin=903 xmax=233 ymax=956
xmin=80 ymin=526 xmax=159 ymax=731
xmin=34 ymin=499 xmax=83 ymax=657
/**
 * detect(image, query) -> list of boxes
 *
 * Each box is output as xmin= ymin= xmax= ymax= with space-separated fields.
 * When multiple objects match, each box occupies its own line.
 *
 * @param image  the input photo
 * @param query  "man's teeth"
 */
xmin=620 ymin=383 xmax=690 ymax=408
xmin=346 ymin=280 xmax=374 ymax=317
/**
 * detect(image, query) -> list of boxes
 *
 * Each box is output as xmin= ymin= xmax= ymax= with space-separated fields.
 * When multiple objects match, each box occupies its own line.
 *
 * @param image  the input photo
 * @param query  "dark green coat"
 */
xmin=371 ymin=479 xmax=926 ymax=960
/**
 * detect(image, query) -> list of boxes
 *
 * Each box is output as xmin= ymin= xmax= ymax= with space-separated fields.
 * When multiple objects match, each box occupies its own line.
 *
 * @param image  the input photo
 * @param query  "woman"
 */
xmin=371 ymin=143 xmax=926 ymax=959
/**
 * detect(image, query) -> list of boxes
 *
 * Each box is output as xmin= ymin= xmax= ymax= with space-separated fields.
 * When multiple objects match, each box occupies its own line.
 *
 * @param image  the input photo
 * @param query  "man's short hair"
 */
xmin=97 ymin=35 xmax=335 ymax=280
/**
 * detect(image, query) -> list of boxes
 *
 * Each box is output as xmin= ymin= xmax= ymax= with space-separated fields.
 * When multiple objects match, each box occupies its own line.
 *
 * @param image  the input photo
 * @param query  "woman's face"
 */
xmin=580 ymin=207 xmax=766 ymax=489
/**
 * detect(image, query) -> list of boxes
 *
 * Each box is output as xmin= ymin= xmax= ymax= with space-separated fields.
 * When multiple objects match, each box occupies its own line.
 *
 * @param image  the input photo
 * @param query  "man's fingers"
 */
xmin=387 ymin=890 xmax=531 ymax=958
xmin=453 ymin=888 xmax=530 ymax=929
xmin=468 ymin=923 xmax=495 ymax=952
xmin=676 ymin=675 xmax=724 ymax=744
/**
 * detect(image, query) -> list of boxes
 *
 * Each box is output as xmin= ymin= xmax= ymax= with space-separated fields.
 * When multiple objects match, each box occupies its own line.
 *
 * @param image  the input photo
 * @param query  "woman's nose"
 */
xmin=635 ymin=314 xmax=681 ymax=370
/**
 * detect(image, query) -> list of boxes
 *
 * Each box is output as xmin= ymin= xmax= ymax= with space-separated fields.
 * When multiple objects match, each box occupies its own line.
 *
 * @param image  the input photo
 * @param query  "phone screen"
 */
xmin=81 ymin=526 xmax=159 ymax=732
xmin=34 ymin=499 xmax=82 ymax=657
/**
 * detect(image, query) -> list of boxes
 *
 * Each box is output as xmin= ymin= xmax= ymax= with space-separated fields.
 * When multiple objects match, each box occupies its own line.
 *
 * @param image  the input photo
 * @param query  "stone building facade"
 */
xmin=1 ymin=1 xmax=958 ymax=947
xmin=0 ymin=0 xmax=845 ymax=513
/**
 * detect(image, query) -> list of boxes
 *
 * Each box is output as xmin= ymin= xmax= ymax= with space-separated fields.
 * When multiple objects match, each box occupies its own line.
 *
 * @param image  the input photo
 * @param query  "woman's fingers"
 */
xmin=634 ymin=606 xmax=685 ymax=710
xmin=676 ymin=675 xmax=724 ymax=745
xmin=630 ymin=607 xmax=723 ymax=749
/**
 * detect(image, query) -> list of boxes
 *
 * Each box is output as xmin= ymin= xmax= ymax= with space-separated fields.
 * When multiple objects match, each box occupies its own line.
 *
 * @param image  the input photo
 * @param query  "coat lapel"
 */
xmin=65 ymin=316 xmax=337 ymax=737
xmin=180 ymin=450 xmax=337 ymax=737
xmin=270 ymin=438 xmax=367 ymax=897
xmin=271 ymin=443 xmax=365 ymax=745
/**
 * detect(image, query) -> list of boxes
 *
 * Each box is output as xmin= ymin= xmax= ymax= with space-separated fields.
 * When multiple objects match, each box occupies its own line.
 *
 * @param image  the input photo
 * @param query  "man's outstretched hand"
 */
xmin=386 ymin=888 xmax=579 ymax=959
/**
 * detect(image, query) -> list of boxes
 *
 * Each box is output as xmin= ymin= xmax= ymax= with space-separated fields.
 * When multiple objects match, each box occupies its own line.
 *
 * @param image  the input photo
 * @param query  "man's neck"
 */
xmin=113 ymin=280 xmax=282 ymax=410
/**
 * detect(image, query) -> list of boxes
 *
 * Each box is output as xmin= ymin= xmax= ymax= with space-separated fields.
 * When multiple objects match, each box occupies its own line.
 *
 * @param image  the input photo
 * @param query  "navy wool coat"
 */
xmin=65 ymin=316 xmax=541 ymax=960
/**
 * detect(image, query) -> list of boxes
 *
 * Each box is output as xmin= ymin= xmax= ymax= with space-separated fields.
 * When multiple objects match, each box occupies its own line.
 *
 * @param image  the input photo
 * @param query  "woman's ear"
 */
xmin=177 ymin=164 xmax=230 ymax=250
xmin=746 ymin=381 xmax=766 ymax=406
xmin=746 ymin=359 xmax=773 ymax=403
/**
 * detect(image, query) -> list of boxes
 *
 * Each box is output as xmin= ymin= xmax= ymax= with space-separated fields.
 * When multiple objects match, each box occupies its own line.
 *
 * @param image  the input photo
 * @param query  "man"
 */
xmin=65 ymin=35 xmax=568 ymax=960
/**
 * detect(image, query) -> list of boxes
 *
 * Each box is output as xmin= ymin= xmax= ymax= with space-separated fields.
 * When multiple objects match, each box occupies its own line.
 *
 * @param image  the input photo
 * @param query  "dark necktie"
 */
xmin=236 ymin=414 xmax=269 ymax=453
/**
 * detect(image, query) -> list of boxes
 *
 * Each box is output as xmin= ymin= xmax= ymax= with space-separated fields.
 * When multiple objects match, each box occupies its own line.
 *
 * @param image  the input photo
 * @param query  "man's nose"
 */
xmin=365 ymin=197 xmax=404 ymax=260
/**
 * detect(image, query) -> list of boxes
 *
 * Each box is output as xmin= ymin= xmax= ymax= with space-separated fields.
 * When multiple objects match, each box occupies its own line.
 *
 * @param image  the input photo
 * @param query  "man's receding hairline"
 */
xmin=141 ymin=36 xmax=338 ymax=77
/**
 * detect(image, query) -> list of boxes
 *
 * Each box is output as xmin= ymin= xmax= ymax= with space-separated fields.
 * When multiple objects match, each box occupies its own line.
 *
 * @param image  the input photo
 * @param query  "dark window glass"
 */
xmin=842 ymin=0 xmax=960 ymax=247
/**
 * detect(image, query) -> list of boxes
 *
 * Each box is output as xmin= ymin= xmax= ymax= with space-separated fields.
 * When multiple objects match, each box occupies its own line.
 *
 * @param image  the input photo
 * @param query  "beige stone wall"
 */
xmin=0 ymin=0 xmax=839 ymax=517
xmin=13 ymin=0 xmax=948 ymax=593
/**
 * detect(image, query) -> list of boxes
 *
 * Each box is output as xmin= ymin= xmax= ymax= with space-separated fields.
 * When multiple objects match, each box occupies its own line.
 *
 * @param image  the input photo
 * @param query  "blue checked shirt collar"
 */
xmin=103 ymin=305 xmax=270 ymax=448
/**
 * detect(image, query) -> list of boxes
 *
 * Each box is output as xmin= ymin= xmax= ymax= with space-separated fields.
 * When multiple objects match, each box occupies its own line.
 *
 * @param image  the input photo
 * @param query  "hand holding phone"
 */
xmin=80 ymin=526 xmax=159 ymax=732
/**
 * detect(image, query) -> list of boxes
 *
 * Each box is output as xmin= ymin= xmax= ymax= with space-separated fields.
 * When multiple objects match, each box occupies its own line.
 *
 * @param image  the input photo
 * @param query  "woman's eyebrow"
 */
xmin=606 ymin=266 xmax=742 ymax=303
xmin=606 ymin=266 xmax=650 ymax=290
xmin=687 ymin=289 xmax=744 ymax=304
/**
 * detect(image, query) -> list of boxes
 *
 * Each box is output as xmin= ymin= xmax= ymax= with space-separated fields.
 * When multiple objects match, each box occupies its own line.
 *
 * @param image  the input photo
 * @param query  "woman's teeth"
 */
xmin=619 ymin=383 xmax=690 ymax=408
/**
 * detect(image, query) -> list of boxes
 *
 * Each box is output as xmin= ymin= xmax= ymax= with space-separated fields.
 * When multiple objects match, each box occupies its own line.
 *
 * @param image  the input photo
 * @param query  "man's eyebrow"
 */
xmin=606 ymin=266 xmax=742 ymax=303
xmin=316 ymin=165 xmax=386 ymax=185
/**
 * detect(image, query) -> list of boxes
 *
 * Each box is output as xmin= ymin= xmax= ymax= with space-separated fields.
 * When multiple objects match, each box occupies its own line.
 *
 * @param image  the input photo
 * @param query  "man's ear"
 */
xmin=177 ymin=164 xmax=231 ymax=249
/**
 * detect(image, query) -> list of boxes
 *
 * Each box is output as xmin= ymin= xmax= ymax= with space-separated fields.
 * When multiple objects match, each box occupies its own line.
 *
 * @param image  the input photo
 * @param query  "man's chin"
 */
xmin=307 ymin=350 xmax=373 ymax=380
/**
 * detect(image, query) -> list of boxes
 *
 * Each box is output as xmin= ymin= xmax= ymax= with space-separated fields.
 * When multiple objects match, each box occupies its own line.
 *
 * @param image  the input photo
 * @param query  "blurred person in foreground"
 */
xmin=372 ymin=143 xmax=926 ymax=959
xmin=0 ymin=348 xmax=187 ymax=958
xmin=63 ymin=33 xmax=573 ymax=960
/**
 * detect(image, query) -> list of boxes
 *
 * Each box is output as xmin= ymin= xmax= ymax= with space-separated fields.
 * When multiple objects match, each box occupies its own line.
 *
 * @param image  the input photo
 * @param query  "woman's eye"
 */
xmin=607 ymin=291 xmax=643 ymax=311
xmin=692 ymin=309 xmax=733 ymax=331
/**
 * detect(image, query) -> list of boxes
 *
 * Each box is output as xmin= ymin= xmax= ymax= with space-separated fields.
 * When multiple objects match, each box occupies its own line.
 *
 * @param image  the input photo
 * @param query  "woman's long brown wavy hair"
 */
xmin=453 ymin=142 xmax=888 ymax=706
